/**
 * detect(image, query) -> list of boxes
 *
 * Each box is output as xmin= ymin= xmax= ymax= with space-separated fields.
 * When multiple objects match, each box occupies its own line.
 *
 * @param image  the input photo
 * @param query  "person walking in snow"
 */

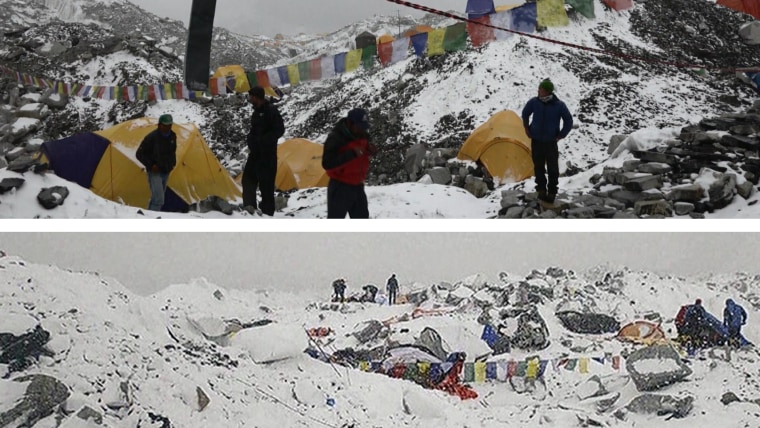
xmin=723 ymin=298 xmax=748 ymax=347
xmin=521 ymin=78 xmax=574 ymax=204
xmin=386 ymin=273 xmax=399 ymax=305
xmin=332 ymin=278 xmax=347 ymax=303
xmin=242 ymin=86 xmax=285 ymax=216
xmin=136 ymin=114 xmax=177 ymax=211
xmin=322 ymin=108 xmax=377 ymax=218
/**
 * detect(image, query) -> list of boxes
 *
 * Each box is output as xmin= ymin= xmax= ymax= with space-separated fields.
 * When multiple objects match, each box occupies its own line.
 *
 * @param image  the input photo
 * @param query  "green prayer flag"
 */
xmin=443 ymin=23 xmax=467 ymax=52
xmin=566 ymin=0 xmax=595 ymax=19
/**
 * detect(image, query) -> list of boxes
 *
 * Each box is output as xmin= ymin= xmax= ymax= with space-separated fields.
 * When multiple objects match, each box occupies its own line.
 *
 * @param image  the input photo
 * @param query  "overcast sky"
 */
xmin=127 ymin=0 xmax=469 ymax=37
xmin=1 ymin=233 xmax=755 ymax=296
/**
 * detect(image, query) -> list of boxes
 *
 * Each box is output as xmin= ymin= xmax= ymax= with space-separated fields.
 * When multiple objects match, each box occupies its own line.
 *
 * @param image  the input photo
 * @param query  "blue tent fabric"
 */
xmin=511 ymin=2 xmax=537 ymax=34
xmin=41 ymin=133 xmax=110 ymax=189
xmin=411 ymin=32 xmax=429 ymax=57
xmin=466 ymin=0 xmax=495 ymax=18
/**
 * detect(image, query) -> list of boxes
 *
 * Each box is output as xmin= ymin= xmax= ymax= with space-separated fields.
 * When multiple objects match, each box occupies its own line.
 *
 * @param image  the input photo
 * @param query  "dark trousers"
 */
xmin=327 ymin=179 xmax=369 ymax=219
xmin=242 ymin=154 xmax=276 ymax=216
xmin=388 ymin=289 xmax=397 ymax=305
xmin=531 ymin=139 xmax=559 ymax=194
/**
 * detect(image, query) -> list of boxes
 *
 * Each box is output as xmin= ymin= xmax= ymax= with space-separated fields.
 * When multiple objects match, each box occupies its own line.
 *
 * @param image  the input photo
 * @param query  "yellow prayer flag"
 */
xmin=579 ymin=357 xmax=589 ymax=374
xmin=427 ymin=28 xmax=446 ymax=57
xmin=526 ymin=358 xmax=539 ymax=379
xmin=537 ymin=0 xmax=569 ymax=27
xmin=287 ymin=64 xmax=301 ymax=86
xmin=345 ymin=48 xmax=362 ymax=72
xmin=474 ymin=362 xmax=486 ymax=383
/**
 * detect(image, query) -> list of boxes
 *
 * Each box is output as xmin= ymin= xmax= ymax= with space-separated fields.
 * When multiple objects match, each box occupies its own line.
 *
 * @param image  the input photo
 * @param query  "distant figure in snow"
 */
xmin=724 ymin=298 xmax=747 ymax=347
xmin=521 ymin=78 xmax=573 ymax=204
xmin=136 ymin=114 xmax=177 ymax=211
xmin=322 ymin=108 xmax=377 ymax=218
xmin=386 ymin=273 xmax=399 ymax=305
xmin=361 ymin=284 xmax=378 ymax=303
xmin=332 ymin=278 xmax=347 ymax=303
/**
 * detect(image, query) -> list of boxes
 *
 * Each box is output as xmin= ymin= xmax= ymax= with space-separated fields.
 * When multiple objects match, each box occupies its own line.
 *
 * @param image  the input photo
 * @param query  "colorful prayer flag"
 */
xmin=390 ymin=38 xmax=410 ymax=64
xmin=378 ymin=41 xmax=393 ymax=66
xmin=579 ymin=357 xmax=589 ymax=374
xmin=410 ymin=32 xmax=428 ymax=57
xmin=287 ymin=64 xmax=300 ymax=86
xmin=566 ymin=0 xmax=595 ymax=18
xmin=298 ymin=61 xmax=310 ymax=82
xmin=345 ymin=48 xmax=362 ymax=72
xmin=309 ymin=58 xmax=321 ymax=80
xmin=537 ymin=0 xmax=570 ymax=27
xmin=474 ymin=362 xmax=486 ymax=383
xmin=427 ymin=28 xmax=446 ymax=56
xmin=443 ymin=23 xmax=467 ymax=52
xmin=361 ymin=44 xmax=377 ymax=69
xmin=464 ymin=362 xmax=475 ymax=382
xmin=467 ymin=15 xmax=495 ymax=47
xmin=320 ymin=56 xmax=336 ymax=79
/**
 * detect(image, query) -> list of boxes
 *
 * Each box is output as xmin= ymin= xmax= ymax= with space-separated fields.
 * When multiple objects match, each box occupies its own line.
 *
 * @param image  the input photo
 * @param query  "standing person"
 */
xmin=242 ymin=86 xmax=285 ymax=216
xmin=136 ymin=114 xmax=177 ymax=211
xmin=521 ymin=78 xmax=573 ymax=203
xmin=724 ymin=298 xmax=748 ymax=347
xmin=386 ymin=273 xmax=399 ymax=305
xmin=332 ymin=278 xmax=347 ymax=303
xmin=322 ymin=108 xmax=377 ymax=219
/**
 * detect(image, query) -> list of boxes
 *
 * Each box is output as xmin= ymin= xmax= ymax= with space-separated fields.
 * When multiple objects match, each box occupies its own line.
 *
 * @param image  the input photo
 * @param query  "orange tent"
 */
xmin=617 ymin=320 xmax=666 ymax=345
xmin=377 ymin=34 xmax=396 ymax=44
xmin=402 ymin=25 xmax=434 ymax=38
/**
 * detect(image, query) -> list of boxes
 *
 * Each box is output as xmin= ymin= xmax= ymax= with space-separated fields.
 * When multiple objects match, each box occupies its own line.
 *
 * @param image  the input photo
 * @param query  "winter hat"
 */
xmin=158 ymin=114 xmax=173 ymax=125
xmin=539 ymin=78 xmax=554 ymax=93
xmin=347 ymin=108 xmax=371 ymax=130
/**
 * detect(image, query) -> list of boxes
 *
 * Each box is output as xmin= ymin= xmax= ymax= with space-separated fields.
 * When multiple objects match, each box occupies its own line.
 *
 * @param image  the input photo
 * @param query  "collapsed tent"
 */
xmin=457 ymin=110 xmax=533 ymax=184
xmin=211 ymin=65 xmax=251 ymax=93
xmin=41 ymin=118 xmax=242 ymax=212
xmin=617 ymin=320 xmax=666 ymax=344
xmin=675 ymin=304 xmax=751 ymax=348
xmin=718 ymin=0 xmax=760 ymax=20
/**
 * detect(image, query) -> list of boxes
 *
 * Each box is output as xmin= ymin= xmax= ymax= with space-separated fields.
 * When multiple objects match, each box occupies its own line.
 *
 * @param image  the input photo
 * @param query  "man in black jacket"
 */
xmin=243 ymin=86 xmax=285 ymax=216
xmin=136 ymin=114 xmax=177 ymax=211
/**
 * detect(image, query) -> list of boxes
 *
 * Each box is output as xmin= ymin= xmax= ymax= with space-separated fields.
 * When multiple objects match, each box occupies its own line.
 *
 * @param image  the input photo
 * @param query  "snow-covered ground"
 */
xmin=1 ymin=251 xmax=759 ymax=427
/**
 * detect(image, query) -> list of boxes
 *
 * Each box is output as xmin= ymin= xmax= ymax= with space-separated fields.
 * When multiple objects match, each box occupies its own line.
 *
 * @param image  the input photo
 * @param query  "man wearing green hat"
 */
xmin=521 ymin=78 xmax=574 ymax=204
xmin=136 ymin=114 xmax=177 ymax=211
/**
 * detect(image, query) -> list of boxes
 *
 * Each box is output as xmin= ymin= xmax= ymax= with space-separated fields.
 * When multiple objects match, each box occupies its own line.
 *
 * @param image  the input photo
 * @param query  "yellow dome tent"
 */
xmin=41 ymin=118 xmax=241 ymax=211
xmin=276 ymin=138 xmax=330 ymax=191
xmin=402 ymin=25 xmax=434 ymax=38
xmin=235 ymin=138 xmax=329 ymax=192
xmin=377 ymin=34 xmax=396 ymax=44
xmin=212 ymin=64 xmax=251 ymax=93
xmin=457 ymin=110 xmax=533 ymax=184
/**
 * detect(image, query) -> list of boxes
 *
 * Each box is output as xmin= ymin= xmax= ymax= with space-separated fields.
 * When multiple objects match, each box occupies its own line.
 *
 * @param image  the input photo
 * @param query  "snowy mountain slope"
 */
xmin=2 ymin=0 xmax=760 ymax=218
xmin=1 ymin=253 xmax=760 ymax=427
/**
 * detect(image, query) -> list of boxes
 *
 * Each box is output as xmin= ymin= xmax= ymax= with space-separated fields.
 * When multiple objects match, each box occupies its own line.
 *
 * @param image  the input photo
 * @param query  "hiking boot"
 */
xmin=546 ymin=193 xmax=556 ymax=203
xmin=244 ymin=205 xmax=261 ymax=216
xmin=537 ymin=190 xmax=553 ymax=203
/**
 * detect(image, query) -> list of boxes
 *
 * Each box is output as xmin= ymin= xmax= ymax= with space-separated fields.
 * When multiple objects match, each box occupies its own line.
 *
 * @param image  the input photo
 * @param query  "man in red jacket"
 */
xmin=322 ymin=108 xmax=377 ymax=218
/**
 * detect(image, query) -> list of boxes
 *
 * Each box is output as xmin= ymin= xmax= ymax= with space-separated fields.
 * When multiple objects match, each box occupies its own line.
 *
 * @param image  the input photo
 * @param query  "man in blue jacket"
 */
xmin=724 ymin=298 xmax=747 ymax=347
xmin=521 ymin=79 xmax=574 ymax=203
